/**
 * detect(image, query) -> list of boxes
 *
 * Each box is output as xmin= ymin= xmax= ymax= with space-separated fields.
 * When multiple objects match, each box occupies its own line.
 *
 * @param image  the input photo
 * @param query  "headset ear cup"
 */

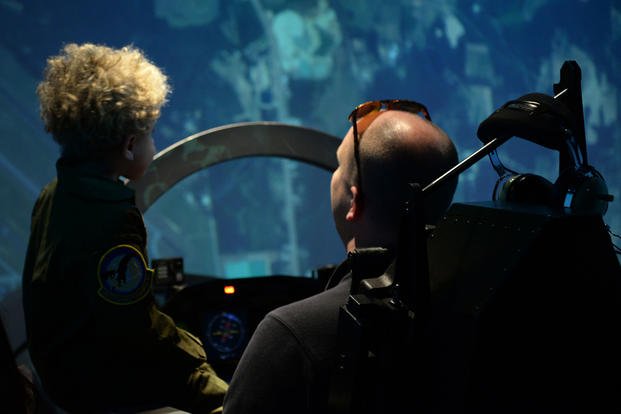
xmin=493 ymin=174 xmax=514 ymax=202
xmin=553 ymin=166 xmax=611 ymax=215
xmin=494 ymin=173 xmax=555 ymax=206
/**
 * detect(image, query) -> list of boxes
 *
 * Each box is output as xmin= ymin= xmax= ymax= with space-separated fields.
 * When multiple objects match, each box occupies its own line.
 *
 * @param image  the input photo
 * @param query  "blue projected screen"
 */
xmin=1 ymin=0 xmax=620 ymax=298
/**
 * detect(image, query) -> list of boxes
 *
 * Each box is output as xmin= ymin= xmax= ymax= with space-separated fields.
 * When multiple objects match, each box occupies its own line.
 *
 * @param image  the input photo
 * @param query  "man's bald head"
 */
xmin=358 ymin=110 xmax=458 ymax=226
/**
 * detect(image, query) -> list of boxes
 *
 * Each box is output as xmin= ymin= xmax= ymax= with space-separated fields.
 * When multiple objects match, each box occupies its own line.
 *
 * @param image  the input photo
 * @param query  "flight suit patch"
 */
xmin=97 ymin=244 xmax=153 ymax=305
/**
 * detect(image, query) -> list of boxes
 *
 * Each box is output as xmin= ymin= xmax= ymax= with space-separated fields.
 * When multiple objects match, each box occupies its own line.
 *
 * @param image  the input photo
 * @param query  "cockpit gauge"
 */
xmin=205 ymin=311 xmax=245 ymax=357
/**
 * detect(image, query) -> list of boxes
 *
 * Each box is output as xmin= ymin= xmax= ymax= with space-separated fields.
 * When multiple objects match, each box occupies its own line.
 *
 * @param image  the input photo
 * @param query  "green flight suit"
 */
xmin=22 ymin=159 xmax=228 ymax=413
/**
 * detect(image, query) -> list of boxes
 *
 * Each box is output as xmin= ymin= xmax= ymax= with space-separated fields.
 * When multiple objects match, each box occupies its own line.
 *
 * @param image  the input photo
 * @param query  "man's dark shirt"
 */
xmin=224 ymin=247 xmax=396 ymax=414
xmin=223 ymin=258 xmax=351 ymax=414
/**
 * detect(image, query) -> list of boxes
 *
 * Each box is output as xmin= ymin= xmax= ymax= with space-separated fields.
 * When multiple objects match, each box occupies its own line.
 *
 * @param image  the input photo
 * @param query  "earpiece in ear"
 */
xmin=124 ymin=149 xmax=134 ymax=161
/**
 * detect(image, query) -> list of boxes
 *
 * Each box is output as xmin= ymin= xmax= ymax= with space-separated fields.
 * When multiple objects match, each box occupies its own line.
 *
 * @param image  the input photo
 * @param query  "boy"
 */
xmin=22 ymin=43 xmax=228 ymax=413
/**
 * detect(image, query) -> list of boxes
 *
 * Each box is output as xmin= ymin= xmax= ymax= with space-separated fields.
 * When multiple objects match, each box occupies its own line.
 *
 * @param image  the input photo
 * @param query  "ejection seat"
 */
xmin=426 ymin=200 xmax=621 ymax=413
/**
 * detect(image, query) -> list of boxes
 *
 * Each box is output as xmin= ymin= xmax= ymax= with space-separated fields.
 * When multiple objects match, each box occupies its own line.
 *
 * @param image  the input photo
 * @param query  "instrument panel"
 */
xmin=160 ymin=275 xmax=325 ymax=381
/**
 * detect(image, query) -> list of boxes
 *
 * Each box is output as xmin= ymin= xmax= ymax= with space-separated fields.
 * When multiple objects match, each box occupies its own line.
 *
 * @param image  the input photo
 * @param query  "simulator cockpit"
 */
xmin=128 ymin=60 xmax=621 ymax=412
xmin=5 ymin=60 xmax=619 ymax=413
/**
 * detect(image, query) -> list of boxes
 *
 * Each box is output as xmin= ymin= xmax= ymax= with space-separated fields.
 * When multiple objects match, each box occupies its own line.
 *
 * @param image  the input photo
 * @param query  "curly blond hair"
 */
xmin=37 ymin=43 xmax=170 ymax=157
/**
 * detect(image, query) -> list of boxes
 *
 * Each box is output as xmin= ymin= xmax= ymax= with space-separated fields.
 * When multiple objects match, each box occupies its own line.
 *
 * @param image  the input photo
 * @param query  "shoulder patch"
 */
xmin=97 ymin=244 xmax=153 ymax=305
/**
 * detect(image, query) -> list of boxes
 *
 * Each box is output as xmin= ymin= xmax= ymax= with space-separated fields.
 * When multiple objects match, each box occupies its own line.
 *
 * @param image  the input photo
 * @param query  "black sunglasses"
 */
xmin=347 ymin=99 xmax=432 ymax=195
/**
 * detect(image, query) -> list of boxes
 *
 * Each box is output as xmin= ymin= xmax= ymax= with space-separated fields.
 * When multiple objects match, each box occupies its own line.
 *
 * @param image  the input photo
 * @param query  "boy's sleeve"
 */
xmin=93 ymin=206 xmax=227 ymax=409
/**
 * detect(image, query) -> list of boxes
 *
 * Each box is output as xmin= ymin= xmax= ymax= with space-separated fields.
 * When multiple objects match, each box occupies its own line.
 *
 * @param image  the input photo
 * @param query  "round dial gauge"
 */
xmin=205 ymin=312 xmax=245 ymax=355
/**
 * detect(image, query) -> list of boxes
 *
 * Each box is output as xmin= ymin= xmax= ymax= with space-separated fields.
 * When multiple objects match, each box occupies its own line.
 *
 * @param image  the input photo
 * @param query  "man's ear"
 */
xmin=122 ymin=135 xmax=136 ymax=161
xmin=345 ymin=185 xmax=363 ymax=221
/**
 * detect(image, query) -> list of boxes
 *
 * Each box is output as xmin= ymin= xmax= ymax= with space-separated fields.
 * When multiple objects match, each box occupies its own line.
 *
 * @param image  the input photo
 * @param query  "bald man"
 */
xmin=223 ymin=101 xmax=459 ymax=414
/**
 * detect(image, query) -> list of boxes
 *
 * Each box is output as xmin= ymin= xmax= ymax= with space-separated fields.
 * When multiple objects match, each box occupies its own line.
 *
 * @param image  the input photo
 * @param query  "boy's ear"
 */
xmin=123 ymin=135 xmax=136 ymax=161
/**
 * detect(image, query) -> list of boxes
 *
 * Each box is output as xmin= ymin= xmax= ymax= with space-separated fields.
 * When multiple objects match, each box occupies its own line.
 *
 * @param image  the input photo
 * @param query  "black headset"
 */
xmin=478 ymin=92 xmax=613 ymax=216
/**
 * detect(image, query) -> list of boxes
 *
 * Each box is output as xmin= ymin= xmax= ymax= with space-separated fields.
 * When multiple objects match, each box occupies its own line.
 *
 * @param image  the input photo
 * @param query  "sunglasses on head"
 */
xmin=347 ymin=99 xmax=432 ymax=195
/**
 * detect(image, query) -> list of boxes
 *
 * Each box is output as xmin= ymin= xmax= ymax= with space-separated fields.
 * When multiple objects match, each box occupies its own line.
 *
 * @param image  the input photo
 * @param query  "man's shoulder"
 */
xmin=257 ymin=279 xmax=351 ymax=363
xmin=274 ymin=277 xmax=350 ymax=313
xmin=266 ymin=279 xmax=351 ymax=335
